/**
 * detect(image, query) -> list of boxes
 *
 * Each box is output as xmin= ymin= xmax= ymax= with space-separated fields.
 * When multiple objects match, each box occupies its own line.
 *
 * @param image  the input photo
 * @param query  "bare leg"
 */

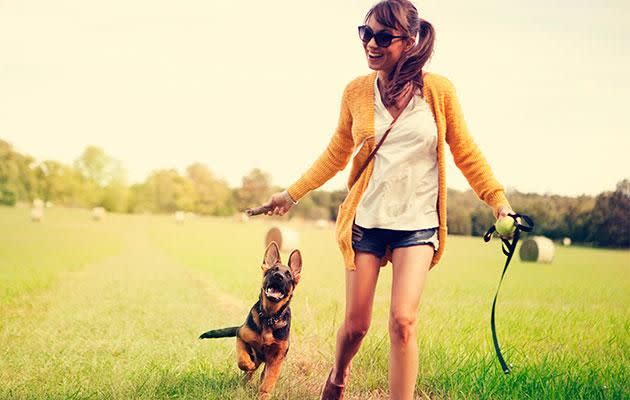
xmin=330 ymin=250 xmax=381 ymax=385
xmin=389 ymin=245 xmax=433 ymax=400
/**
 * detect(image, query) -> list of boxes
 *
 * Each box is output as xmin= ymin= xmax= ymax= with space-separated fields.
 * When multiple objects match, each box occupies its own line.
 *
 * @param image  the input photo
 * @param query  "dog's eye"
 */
xmin=284 ymin=271 xmax=292 ymax=278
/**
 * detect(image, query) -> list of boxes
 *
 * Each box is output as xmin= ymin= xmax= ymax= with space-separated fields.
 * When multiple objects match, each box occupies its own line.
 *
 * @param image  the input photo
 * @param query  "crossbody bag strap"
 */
xmin=349 ymin=112 xmax=401 ymax=190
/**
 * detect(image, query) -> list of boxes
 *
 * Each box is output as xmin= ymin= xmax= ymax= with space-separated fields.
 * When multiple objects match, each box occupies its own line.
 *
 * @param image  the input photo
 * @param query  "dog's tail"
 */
xmin=199 ymin=326 xmax=239 ymax=339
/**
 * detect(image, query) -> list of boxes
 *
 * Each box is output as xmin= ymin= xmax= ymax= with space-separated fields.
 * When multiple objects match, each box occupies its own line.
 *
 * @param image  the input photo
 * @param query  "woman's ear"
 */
xmin=404 ymin=37 xmax=416 ymax=52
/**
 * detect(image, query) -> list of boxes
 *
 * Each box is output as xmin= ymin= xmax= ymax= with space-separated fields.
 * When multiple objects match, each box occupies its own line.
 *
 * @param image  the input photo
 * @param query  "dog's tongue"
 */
xmin=265 ymin=287 xmax=284 ymax=299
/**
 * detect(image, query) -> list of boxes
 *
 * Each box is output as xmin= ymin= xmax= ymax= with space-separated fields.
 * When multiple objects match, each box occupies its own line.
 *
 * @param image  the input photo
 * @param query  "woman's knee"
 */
xmin=389 ymin=311 xmax=417 ymax=344
xmin=343 ymin=315 xmax=371 ymax=342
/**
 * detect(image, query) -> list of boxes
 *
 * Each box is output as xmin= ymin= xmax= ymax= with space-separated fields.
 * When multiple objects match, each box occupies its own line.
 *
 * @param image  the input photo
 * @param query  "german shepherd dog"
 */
xmin=199 ymin=241 xmax=302 ymax=399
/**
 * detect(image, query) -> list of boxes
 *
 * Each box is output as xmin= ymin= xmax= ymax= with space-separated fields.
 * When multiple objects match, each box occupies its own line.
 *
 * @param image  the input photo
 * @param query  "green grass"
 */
xmin=0 ymin=205 xmax=628 ymax=399
xmin=0 ymin=206 xmax=122 ymax=305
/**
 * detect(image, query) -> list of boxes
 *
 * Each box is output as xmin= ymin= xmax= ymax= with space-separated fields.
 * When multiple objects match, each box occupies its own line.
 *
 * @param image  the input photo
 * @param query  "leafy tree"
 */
xmin=186 ymin=163 xmax=234 ymax=216
xmin=447 ymin=189 xmax=476 ymax=235
xmin=127 ymin=183 xmax=152 ymax=213
xmin=100 ymin=161 xmax=128 ymax=212
xmin=37 ymin=160 xmax=81 ymax=205
xmin=144 ymin=169 xmax=196 ymax=213
xmin=0 ymin=178 xmax=16 ymax=206
xmin=235 ymin=168 xmax=273 ymax=210
xmin=447 ymin=205 xmax=472 ymax=235
xmin=561 ymin=195 xmax=596 ymax=242
xmin=587 ymin=180 xmax=630 ymax=248
xmin=291 ymin=195 xmax=329 ymax=220
xmin=0 ymin=139 xmax=39 ymax=203
xmin=470 ymin=206 xmax=495 ymax=236
xmin=73 ymin=146 xmax=116 ymax=188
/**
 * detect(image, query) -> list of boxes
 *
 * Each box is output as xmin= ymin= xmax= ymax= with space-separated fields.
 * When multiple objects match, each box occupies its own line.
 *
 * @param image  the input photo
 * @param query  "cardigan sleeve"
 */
xmin=443 ymin=79 xmax=511 ymax=216
xmin=287 ymin=85 xmax=355 ymax=201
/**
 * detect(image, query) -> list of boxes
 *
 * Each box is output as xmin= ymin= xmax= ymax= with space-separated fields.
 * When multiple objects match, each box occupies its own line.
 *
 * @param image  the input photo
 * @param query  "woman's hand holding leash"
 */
xmin=483 ymin=208 xmax=535 ymax=374
xmin=495 ymin=205 xmax=514 ymax=220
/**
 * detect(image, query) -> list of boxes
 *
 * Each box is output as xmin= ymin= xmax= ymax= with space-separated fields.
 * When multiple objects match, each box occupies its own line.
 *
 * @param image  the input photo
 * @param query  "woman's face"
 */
xmin=363 ymin=16 xmax=410 ymax=74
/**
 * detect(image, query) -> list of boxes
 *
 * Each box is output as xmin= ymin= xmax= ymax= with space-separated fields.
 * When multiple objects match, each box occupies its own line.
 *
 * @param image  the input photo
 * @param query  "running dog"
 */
xmin=199 ymin=241 xmax=302 ymax=399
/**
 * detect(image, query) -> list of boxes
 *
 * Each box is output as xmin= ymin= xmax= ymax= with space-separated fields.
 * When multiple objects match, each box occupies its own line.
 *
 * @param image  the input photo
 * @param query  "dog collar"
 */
xmin=257 ymin=295 xmax=291 ymax=328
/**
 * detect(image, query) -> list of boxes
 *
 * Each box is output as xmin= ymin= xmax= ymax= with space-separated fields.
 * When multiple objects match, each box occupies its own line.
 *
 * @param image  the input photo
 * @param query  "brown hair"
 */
xmin=365 ymin=0 xmax=435 ymax=106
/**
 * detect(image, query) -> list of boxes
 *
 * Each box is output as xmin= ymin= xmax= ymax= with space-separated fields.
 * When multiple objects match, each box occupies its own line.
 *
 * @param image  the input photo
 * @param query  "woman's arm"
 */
xmin=286 ymin=86 xmax=355 ymax=202
xmin=443 ymin=79 xmax=512 ymax=217
xmin=260 ymin=86 xmax=355 ymax=216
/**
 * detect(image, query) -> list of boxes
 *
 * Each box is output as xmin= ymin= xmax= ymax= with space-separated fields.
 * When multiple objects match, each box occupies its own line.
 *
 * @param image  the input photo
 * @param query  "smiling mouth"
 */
xmin=368 ymin=53 xmax=384 ymax=59
xmin=265 ymin=286 xmax=286 ymax=301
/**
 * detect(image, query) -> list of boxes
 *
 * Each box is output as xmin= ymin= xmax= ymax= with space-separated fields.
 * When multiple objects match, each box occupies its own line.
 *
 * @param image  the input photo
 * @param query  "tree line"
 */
xmin=1 ymin=139 xmax=628 ymax=248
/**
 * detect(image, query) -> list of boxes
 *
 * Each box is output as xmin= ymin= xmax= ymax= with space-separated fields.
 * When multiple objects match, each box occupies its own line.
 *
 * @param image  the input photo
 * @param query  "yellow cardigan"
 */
xmin=287 ymin=72 xmax=511 ymax=270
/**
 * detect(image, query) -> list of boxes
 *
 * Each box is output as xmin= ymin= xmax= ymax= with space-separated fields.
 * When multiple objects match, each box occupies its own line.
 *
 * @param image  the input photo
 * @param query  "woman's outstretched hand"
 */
xmin=261 ymin=190 xmax=296 ymax=216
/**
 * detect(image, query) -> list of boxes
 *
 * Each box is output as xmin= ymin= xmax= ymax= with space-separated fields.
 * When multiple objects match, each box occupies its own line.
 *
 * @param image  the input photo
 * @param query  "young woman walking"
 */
xmin=262 ymin=1 xmax=516 ymax=398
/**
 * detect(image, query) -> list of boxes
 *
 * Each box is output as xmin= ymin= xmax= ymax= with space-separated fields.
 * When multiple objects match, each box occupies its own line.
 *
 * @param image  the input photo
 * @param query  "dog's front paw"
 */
xmin=238 ymin=359 xmax=257 ymax=372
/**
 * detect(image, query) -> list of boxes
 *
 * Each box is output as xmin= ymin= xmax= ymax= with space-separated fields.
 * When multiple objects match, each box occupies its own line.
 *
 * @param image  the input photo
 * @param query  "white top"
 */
xmin=354 ymin=77 xmax=440 ymax=231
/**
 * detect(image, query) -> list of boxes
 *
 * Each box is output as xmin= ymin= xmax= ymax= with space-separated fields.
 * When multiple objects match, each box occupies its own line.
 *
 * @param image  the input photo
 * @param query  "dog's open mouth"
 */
xmin=264 ymin=285 xmax=286 ymax=302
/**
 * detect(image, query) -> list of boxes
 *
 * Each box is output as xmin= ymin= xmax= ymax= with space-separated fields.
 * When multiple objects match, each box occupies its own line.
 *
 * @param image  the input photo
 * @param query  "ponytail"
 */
xmin=368 ymin=1 xmax=436 ymax=107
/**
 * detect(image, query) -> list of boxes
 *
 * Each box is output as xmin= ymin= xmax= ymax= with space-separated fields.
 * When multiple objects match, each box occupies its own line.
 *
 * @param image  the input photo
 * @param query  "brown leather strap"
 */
xmin=349 ymin=112 xmax=401 ymax=190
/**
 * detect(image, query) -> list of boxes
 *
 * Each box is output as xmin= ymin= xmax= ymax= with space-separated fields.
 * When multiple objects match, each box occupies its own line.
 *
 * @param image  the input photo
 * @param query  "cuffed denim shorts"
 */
xmin=351 ymin=223 xmax=439 ymax=259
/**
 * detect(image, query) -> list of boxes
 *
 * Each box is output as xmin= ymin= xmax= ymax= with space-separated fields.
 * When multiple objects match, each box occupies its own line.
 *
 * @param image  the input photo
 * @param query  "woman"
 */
xmin=262 ymin=1 xmax=515 ymax=399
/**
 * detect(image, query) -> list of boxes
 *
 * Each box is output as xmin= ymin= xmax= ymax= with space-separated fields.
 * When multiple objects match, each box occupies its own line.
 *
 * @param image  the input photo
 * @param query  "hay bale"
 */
xmin=31 ymin=198 xmax=44 ymax=222
xmin=30 ymin=207 xmax=43 ymax=222
xmin=314 ymin=219 xmax=331 ymax=229
xmin=562 ymin=237 xmax=572 ymax=246
xmin=175 ymin=211 xmax=185 ymax=224
xmin=519 ymin=236 xmax=555 ymax=263
xmin=265 ymin=226 xmax=299 ymax=252
xmin=92 ymin=207 xmax=106 ymax=221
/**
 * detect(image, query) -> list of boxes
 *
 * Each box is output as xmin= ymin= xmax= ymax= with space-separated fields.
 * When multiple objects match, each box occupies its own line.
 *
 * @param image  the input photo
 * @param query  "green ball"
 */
xmin=495 ymin=216 xmax=516 ymax=236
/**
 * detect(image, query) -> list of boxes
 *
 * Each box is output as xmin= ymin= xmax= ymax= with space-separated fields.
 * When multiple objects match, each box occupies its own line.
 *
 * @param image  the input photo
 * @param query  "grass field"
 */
xmin=0 ymin=205 xmax=628 ymax=399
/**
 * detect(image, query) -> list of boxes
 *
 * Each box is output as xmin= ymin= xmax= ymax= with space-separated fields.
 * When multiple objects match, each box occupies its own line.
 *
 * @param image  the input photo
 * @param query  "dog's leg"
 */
xmin=243 ymin=370 xmax=255 ymax=383
xmin=258 ymin=359 xmax=284 ymax=399
xmin=236 ymin=337 xmax=257 ymax=372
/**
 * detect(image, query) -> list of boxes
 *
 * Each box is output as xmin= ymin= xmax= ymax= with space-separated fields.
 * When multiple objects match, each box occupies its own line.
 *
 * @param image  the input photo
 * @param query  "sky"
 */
xmin=1 ymin=0 xmax=628 ymax=197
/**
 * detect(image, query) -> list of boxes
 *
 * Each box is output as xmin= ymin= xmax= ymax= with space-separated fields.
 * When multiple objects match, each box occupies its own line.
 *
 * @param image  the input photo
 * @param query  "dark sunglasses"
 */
xmin=358 ymin=25 xmax=408 ymax=48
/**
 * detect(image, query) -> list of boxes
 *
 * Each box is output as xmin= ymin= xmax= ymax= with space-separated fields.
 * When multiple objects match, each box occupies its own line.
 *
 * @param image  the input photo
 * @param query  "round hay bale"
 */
xmin=174 ymin=211 xmax=185 ymax=224
xmin=265 ymin=226 xmax=300 ymax=252
xmin=30 ymin=207 xmax=43 ymax=222
xmin=519 ymin=236 xmax=555 ymax=263
xmin=562 ymin=237 xmax=572 ymax=246
xmin=92 ymin=207 xmax=106 ymax=221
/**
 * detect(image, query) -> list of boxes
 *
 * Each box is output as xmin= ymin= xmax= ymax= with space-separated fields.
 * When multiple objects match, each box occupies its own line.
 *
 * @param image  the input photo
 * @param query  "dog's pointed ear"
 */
xmin=262 ymin=241 xmax=281 ymax=272
xmin=288 ymin=249 xmax=302 ymax=284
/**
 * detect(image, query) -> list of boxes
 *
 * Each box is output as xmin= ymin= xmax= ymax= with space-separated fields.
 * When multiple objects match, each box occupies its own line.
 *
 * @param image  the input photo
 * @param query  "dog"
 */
xmin=199 ymin=241 xmax=302 ymax=399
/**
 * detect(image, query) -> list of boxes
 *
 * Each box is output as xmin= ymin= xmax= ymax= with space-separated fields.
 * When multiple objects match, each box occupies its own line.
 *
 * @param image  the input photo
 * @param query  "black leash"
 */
xmin=483 ymin=213 xmax=534 ymax=374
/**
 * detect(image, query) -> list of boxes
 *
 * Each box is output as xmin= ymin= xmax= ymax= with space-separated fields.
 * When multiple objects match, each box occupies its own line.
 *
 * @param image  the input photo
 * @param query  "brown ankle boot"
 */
xmin=320 ymin=369 xmax=346 ymax=400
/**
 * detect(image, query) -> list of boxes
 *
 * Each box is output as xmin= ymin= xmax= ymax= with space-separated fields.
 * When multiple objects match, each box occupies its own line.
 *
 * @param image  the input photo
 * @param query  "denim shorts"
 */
xmin=351 ymin=223 xmax=439 ymax=259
